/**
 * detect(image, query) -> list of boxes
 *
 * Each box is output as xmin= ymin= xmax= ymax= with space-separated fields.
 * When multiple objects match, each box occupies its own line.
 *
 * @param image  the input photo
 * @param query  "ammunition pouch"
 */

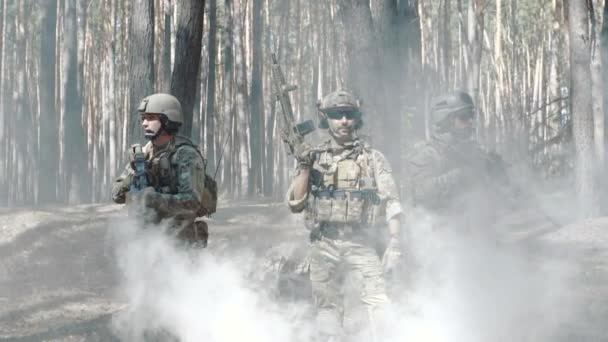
xmin=198 ymin=174 xmax=217 ymax=216
xmin=312 ymin=189 xmax=380 ymax=224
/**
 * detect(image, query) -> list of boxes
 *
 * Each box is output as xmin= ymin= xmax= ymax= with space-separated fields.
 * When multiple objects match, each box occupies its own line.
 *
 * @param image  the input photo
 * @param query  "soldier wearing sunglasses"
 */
xmin=286 ymin=90 xmax=403 ymax=341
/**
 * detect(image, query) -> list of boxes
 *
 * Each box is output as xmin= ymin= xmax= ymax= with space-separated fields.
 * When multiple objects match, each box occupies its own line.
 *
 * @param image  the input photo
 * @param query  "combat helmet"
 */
xmin=138 ymin=93 xmax=183 ymax=133
xmin=316 ymin=90 xmax=363 ymax=129
xmin=431 ymin=91 xmax=475 ymax=129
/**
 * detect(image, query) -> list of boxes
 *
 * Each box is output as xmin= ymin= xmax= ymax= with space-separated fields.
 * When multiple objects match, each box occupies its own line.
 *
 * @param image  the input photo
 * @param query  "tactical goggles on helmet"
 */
xmin=325 ymin=110 xmax=362 ymax=121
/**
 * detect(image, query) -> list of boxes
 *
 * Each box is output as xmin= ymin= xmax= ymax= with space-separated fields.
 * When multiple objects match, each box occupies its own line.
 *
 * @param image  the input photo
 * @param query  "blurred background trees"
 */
xmin=0 ymin=0 xmax=605 ymax=218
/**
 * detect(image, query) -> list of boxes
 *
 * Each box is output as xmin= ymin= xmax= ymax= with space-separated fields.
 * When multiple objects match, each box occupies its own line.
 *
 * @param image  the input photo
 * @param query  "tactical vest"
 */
xmin=307 ymin=142 xmax=384 ymax=226
xmin=144 ymin=137 xmax=217 ymax=217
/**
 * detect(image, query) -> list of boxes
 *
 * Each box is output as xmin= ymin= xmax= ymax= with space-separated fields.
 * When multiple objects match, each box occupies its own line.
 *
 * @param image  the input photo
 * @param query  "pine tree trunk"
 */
xmin=337 ymin=0 xmax=385 ymax=145
xmin=0 ymin=0 xmax=5 ymax=205
xmin=161 ymin=0 xmax=172 ymax=92
xmin=170 ymin=0 xmax=205 ymax=138
xmin=249 ymin=0 xmax=264 ymax=196
xmin=569 ymin=0 xmax=599 ymax=217
xmin=15 ymin=0 xmax=33 ymax=205
xmin=233 ymin=0 xmax=249 ymax=197
xmin=205 ymin=0 xmax=218 ymax=176
xmin=61 ymin=0 xmax=88 ymax=203
xmin=38 ymin=0 xmax=59 ymax=204
xmin=221 ymin=0 xmax=234 ymax=195
xmin=127 ymin=0 xmax=155 ymax=145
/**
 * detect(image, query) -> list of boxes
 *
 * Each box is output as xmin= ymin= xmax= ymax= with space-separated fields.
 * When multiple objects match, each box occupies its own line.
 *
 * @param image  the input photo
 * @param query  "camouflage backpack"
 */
xmin=172 ymin=139 xmax=218 ymax=216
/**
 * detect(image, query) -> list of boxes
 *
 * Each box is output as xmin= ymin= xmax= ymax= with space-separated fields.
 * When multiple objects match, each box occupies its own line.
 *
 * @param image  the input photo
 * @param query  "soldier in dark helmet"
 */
xmin=111 ymin=93 xmax=217 ymax=246
xmin=406 ymin=91 xmax=508 ymax=219
xmin=286 ymin=90 xmax=403 ymax=341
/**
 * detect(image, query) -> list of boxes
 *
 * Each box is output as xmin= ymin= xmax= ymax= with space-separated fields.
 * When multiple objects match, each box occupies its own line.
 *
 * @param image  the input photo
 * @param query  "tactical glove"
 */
xmin=294 ymin=142 xmax=314 ymax=166
xmin=382 ymin=237 xmax=402 ymax=274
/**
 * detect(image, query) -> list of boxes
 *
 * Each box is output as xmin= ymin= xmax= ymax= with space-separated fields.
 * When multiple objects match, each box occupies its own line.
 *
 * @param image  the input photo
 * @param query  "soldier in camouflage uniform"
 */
xmin=286 ymin=90 xmax=403 ymax=341
xmin=112 ymin=93 xmax=211 ymax=245
xmin=406 ymin=91 xmax=507 ymax=223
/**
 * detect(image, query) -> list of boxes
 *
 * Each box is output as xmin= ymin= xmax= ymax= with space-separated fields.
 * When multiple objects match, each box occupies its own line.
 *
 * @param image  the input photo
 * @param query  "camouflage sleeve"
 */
xmin=111 ymin=163 xmax=134 ymax=204
xmin=407 ymin=144 xmax=465 ymax=206
xmin=372 ymin=150 xmax=403 ymax=221
xmin=154 ymin=146 xmax=204 ymax=217
xmin=286 ymin=166 xmax=309 ymax=213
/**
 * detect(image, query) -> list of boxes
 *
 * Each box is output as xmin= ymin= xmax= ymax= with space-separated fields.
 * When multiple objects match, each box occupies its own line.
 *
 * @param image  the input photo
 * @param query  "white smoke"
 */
xmin=381 ymin=208 xmax=582 ymax=342
xmin=107 ymin=204 xmax=581 ymax=342
xmin=108 ymin=217 xmax=313 ymax=342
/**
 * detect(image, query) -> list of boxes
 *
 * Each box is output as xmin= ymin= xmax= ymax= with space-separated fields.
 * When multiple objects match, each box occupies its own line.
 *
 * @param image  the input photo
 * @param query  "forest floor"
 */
xmin=0 ymin=199 xmax=607 ymax=341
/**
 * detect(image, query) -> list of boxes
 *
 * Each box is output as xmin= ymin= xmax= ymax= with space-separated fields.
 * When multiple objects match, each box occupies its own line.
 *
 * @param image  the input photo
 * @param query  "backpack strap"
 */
xmin=170 ymin=136 xmax=207 ymax=169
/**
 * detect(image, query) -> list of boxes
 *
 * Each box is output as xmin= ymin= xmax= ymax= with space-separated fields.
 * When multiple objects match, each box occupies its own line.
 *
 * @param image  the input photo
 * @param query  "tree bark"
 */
xmin=127 ymin=0 xmax=155 ymax=145
xmin=249 ymin=0 xmax=264 ymax=196
xmin=205 ymin=0 xmax=217 ymax=176
xmin=0 ymin=0 xmax=5 ymax=205
xmin=337 ymin=0 xmax=387 ymax=148
xmin=38 ymin=0 xmax=58 ymax=204
xmin=170 ymin=0 xmax=205 ymax=138
xmin=161 ymin=0 xmax=172 ymax=92
xmin=233 ymin=0 xmax=249 ymax=197
xmin=61 ymin=0 xmax=88 ymax=203
xmin=569 ymin=0 xmax=599 ymax=218
xmin=591 ymin=1 xmax=604 ymax=171
xmin=221 ymin=0 xmax=235 ymax=195
xmin=601 ymin=0 xmax=608 ymax=153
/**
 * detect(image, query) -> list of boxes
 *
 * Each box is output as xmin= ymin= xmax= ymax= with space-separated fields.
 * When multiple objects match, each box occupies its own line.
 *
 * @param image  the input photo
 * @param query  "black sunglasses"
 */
xmin=326 ymin=110 xmax=362 ymax=120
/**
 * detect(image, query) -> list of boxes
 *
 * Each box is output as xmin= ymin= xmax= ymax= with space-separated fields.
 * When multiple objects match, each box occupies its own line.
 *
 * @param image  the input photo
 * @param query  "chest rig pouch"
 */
xmin=147 ymin=151 xmax=177 ymax=194
xmin=311 ymin=149 xmax=378 ymax=224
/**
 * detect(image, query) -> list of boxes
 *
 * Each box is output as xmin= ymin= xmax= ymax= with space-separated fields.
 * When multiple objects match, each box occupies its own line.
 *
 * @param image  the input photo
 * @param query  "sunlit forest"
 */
xmin=0 ymin=0 xmax=605 ymax=219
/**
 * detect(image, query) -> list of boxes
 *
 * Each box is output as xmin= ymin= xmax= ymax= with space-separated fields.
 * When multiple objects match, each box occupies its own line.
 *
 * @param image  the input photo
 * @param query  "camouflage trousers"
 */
xmin=309 ymin=235 xmax=388 ymax=341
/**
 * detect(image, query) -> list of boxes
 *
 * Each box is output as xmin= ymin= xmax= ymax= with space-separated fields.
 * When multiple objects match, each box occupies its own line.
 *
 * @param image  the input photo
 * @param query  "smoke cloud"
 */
xmin=107 ymin=199 xmax=582 ymax=342
xmin=109 ymin=217 xmax=313 ymax=342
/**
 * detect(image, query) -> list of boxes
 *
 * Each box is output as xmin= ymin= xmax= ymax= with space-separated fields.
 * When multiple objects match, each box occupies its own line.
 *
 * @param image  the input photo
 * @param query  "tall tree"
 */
xmin=61 ymin=0 xmax=88 ymax=203
xmin=14 ymin=0 xmax=33 ymax=204
xmin=38 ymin=0 xmax=58 ymax=204
xmin=161 ymin=0 xmax=172 ymax=92
xmin=337 ymin=0 xmax=385 ymax=144
xmin=601 ymin=0 xmax=608 ymax=149
xmin=205 ymin=0 xmax=218 ymax=175
xmin=127 ymin=0 xmax=155 ymax=145
xmin=0 ymin=0 xmax=5 ymax=205
xmin=221 ymin=0 xmax=235 ymax=195
xmin=465 ymin=0 xmax=484 ymax=93
xmin=249 ymin=0 xmax=264 ymax=196
xmin=569 ymin=0 xmax=599 ymax=217
xmin=170 ymin=0 xmax=205 ymax=138
xmin=591 ymin=0 xmax=604 ymax=171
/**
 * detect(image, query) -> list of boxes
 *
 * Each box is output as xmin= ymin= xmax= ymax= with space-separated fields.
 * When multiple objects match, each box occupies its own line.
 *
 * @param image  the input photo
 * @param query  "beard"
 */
xmin=329 ymin=125 xmax=354 ymax=141
xmin=144 ymin=128 xmax=160 ymax=140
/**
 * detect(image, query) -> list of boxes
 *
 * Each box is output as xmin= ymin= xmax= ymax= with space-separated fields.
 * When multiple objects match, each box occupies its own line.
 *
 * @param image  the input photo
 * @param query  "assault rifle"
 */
xmin=270 ymin=53 xmax=315 ymax=157
xmin=129 ymin=144 xmax=148 ymax=192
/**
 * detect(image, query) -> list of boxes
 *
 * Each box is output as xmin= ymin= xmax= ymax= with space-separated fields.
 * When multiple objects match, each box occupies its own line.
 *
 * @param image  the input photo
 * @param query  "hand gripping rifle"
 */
xmin=270 ymin=53 xmax=315 ymax=157
xmin=129 ymin=144 xmax=148 ymax=192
